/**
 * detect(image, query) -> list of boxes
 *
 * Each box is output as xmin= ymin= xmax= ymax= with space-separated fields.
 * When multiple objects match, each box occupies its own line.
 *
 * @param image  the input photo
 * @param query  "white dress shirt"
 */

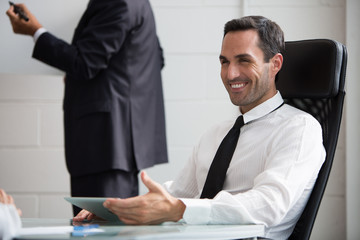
xmin=164 ymin=91 xmax=326 ymax=240
xmin=33 ymin=27 xmax=47 ymax=43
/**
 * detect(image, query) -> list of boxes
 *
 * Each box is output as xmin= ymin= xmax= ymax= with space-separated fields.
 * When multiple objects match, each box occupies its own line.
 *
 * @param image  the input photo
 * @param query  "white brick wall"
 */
xmin=0 ymin=74 xmax=70 ymax=218
xmin=0 ymin=0 xmax=349 ymax=239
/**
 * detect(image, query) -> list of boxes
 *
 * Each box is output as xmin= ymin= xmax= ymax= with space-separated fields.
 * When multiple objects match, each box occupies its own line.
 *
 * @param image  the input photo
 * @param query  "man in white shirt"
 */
xmin=74 ymin=16 xmax=325 ymax=239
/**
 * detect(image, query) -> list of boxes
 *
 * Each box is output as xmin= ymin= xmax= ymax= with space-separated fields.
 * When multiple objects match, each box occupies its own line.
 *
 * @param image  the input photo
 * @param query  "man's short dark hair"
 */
xmin=224 ymin=16 xmax=285 ymax=62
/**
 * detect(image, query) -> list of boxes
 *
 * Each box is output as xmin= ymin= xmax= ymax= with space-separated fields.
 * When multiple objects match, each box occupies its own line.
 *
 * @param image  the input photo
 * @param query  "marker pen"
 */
xmin=9 ymin=1 xmax=29 ymax=22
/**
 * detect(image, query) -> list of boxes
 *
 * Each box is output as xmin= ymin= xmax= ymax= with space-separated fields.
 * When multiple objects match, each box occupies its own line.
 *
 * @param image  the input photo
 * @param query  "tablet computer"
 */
xmin=64 ymin=197 xmax=121 ymax=222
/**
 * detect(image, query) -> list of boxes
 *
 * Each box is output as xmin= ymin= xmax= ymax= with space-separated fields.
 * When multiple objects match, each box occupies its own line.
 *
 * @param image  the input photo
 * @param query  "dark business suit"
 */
xmin=32 ymin=0 xmax=168 ymax=213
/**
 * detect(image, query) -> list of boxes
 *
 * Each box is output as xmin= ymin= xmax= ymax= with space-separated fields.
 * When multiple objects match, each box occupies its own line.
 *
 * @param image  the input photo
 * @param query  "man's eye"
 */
xmin=240 ymin=59 xmax=250 ymax=63
xmin=220 ymin=60 xmax=229 ymax=65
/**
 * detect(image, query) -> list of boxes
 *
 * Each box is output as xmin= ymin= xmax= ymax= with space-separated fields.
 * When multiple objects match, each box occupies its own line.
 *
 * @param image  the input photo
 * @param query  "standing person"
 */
xmin=75 ymin=16 xmax=325 ymax=240
xmin=6 ymin=0 xmax=168 ymax=215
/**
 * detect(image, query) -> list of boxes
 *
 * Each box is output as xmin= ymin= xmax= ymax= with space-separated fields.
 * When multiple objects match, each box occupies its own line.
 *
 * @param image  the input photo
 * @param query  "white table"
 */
xmin=15 ymin=218 xmax=265 ymax=240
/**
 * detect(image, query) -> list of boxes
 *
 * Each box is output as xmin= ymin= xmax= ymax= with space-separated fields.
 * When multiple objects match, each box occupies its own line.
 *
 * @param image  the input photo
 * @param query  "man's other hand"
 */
xmin=6 ymin=3 xmax=42 ymax=36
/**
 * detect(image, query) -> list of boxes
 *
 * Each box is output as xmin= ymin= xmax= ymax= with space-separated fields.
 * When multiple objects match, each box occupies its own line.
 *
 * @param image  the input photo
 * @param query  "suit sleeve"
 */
xmin=32 ymin=1 xmax=130 ymax=81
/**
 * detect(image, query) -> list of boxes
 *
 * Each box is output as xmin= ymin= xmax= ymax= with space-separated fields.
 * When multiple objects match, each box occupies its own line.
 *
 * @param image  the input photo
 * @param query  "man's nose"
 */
xmin=227 ymin=64 xmax=241 ymax=80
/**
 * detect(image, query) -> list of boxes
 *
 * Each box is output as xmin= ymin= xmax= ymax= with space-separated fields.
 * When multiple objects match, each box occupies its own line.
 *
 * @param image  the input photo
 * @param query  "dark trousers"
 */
xmin=70 ymin=169 xmax=139 ymax=216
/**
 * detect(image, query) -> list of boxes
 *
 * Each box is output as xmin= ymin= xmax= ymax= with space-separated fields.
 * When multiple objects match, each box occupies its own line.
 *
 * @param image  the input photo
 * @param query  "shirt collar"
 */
xmin=242 ymin=91 xmax=284 ymax=124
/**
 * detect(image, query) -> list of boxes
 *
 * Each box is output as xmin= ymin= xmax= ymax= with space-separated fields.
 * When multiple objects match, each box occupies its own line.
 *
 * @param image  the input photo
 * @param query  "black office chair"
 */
xmin=276 ymin=39 xmax=347 ymax=240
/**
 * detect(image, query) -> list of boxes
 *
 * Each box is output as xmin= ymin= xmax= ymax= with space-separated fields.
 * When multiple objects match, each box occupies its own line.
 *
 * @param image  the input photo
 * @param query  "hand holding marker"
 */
xmin=9 ymin=1 xmax=29 ymax=22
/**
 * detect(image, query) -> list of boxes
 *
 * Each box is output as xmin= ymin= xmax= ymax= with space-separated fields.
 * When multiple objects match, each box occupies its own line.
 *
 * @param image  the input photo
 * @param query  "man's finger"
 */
xmin=104 ymin=197 xmax=141 ymax=210
xmin=6 ymin=5 xmax=22 ymax=20
xmin=140 ymin=171 xmax=164 ymax=194
xmin=6 ymin=6 xmax=15 ymax=17
xmin=73 ymin=209 xmax=91 ymax=221
xmin=0 ymin=189 xmax=6 ymax=203
xmin=17 ymin=208 xmax=22 ymax=216
xmin=7 ymin=194 xmax=14 ymax=205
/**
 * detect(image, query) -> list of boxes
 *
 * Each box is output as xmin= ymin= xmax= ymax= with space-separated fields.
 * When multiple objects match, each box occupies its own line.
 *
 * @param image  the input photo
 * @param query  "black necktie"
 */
xmin=200 ymin=115 xmax=245 ymax=199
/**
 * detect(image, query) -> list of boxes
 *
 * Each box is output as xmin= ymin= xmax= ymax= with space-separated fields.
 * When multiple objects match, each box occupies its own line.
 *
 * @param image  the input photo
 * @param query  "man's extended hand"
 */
xmin=103 ymin=171 xmax=186 ymax=225
xmin=6 ymin=3 xmax=42 ymax=36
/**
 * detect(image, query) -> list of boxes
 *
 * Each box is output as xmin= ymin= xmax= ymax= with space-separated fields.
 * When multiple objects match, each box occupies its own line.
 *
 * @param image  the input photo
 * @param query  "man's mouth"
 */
xmin=230 ymin=82 xmax=246 ymax=89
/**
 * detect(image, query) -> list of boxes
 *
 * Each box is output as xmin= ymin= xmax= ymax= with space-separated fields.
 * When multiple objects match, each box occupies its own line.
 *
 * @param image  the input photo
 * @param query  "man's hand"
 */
xmin=103 ymin=171 xmax=186 ymax=225
xmin=6 ymin=3 xmax=42 ymax=36
xmin=73 ymin=209 xmax=98 ymax=222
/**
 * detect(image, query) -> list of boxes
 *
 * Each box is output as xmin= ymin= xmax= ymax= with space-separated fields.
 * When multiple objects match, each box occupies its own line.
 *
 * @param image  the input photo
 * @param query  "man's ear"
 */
xmin=271 ymin=53 xmax=283 ymax=76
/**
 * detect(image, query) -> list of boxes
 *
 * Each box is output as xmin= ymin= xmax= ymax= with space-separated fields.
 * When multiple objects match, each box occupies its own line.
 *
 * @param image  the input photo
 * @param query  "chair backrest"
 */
xmin=276 ymin=39 xmax=347 ymax=240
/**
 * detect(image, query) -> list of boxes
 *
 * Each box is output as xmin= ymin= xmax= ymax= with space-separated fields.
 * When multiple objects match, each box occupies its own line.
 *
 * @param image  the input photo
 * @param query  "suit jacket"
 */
xmin=33 ymin=0 xmax=168 ymax=177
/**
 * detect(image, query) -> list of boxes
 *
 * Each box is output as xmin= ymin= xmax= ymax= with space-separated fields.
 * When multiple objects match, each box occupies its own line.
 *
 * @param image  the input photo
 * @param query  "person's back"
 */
xmin=6 ymin=0 xmax=168 ymax=215
xmin=61 ymin=0 xmax=167 ymax=176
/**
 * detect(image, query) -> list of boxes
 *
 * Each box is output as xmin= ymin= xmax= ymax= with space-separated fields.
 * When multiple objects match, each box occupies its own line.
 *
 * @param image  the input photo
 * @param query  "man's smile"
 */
xmin=230 ymin=82 xmax=248 ymax=91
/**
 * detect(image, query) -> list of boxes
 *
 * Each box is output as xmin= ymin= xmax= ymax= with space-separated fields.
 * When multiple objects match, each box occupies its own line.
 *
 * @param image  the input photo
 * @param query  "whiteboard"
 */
xmin=0 ymin=0 xmax=88 ymax=74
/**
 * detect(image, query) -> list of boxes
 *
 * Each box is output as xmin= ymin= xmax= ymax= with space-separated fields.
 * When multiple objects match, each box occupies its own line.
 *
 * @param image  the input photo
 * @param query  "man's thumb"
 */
xmin=141 ymin=171 xmax=162 ymax=193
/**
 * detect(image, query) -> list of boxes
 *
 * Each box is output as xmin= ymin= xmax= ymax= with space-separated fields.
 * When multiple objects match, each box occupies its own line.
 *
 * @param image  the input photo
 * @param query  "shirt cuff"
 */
xmin=33 ymin=27 xmax=47 ymax=43
xmin=179 ymin=198 xmax=211 ymax=224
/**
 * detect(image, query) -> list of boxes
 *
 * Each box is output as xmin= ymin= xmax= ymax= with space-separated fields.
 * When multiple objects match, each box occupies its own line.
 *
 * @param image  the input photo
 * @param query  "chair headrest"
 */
xmin=276 ymin=39 xmax=345 ymax=98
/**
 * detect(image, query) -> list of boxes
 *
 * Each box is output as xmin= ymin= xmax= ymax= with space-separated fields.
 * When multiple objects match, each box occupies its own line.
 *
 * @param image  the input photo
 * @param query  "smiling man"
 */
xmin=219 ymin=28 xmax=281 ymax=114
xmin=74 ymin=16 xmax=326 ymax=240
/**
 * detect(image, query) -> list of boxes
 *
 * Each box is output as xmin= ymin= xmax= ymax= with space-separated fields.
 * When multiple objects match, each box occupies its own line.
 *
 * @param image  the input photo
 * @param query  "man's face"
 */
xmin=220 ymin=30 xmax=280 ymax=113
